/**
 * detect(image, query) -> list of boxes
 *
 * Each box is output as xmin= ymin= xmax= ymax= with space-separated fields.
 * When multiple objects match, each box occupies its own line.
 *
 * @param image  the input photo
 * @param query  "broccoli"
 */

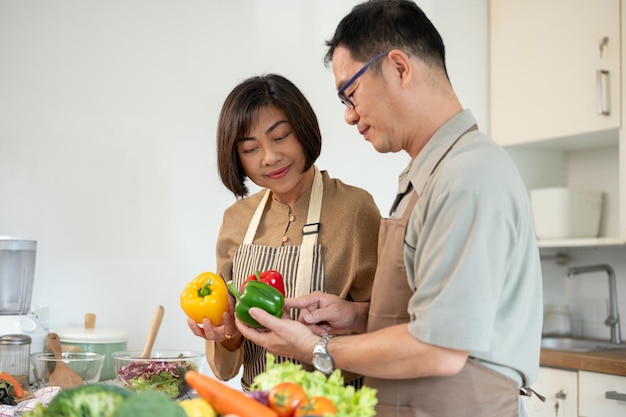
xmin=21 ymin=382 xmax=187 ymax=417
xmin=112 ymin=390 xmax=187 ymax=417
xmin=33 ymin=384 xmax=131 ymax=417
xmin=0 ymin=380 xmax=17 ymax=406
xmin=21 ymin=403 xmax=46 ymax=417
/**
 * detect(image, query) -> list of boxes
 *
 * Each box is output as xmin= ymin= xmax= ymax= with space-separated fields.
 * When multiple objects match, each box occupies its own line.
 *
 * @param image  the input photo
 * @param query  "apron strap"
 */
xmin=295 ymin=166 xmax=323 ymax=297
xmin=243 ymin=189 xmax=271 ymax=245
xmin=241 ymin=166 xmax=324 ymax=297
xmin=520 ymin=386 xmax=546 ymax=402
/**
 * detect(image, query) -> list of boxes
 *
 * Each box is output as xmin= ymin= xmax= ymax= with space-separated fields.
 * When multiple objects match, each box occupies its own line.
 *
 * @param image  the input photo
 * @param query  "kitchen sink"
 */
xmin=541 ymin=337 xmax=626 ymax=352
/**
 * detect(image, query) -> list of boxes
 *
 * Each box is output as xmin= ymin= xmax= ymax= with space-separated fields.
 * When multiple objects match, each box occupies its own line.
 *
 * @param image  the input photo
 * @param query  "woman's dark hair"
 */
xmin=217 ymin=74 xmax=322 ymax=197
xmin=324 ymin=0 xmax=447 ymax=76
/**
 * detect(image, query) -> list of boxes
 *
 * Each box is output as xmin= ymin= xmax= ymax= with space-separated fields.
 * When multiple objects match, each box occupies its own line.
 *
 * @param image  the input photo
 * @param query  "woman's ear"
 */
xmin=387 ymin=49 xmax=412 ymax=86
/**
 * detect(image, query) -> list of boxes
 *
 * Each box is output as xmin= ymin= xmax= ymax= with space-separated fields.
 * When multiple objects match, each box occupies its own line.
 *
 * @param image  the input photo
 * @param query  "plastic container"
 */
xmin=530 ymin=187 xmax=603 ymax=239
xmin=0 ymin=334 xmax=31 ymax=388
xmin=543 ymin=305 xmax=572 ymax=336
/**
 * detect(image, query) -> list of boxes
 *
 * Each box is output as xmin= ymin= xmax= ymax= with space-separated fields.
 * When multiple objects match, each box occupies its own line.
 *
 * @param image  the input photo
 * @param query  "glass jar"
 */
xmin=0 ymin=334 xmax=31 ymax=387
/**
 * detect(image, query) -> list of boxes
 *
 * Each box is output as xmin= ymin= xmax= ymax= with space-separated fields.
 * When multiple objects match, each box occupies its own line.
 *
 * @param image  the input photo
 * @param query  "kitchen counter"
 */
xmin=540 ymin=348 xmax=626 ymax=377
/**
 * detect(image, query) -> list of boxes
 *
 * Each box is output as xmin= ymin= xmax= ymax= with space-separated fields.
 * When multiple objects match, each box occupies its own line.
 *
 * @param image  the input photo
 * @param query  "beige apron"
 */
xmin=234 ymin=167 xmax=325 ymax=388
xmin=365 ymin=128 xmax=520 ymax=417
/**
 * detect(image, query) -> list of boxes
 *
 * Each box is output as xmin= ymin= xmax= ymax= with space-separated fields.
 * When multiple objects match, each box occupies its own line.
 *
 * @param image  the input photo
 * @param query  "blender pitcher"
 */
xmin=0 ymin=237 xmax=37 ymax=315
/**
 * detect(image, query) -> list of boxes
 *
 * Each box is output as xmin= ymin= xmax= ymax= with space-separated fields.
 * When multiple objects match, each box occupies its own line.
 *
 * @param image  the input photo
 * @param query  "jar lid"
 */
xmin=0 ymin=334 xmax=31 ymax=345
xmin=56 ymin=327 xmax=128 ymax=344
xmin=0 ymin=236 xmax=36 ymax=251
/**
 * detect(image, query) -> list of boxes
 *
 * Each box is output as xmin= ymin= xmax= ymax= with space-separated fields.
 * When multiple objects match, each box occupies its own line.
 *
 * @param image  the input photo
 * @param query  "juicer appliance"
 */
xmin=0 ymin=236 xmax=46 ymax=354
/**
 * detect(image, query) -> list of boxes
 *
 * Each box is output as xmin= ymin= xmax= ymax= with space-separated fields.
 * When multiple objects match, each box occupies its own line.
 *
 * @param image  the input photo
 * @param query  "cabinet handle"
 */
xmin=596 ymin=69 xmax=610 ymax=116
xmin=555 ymin=389 xmax=567 ymax=400
xmin=605 ymin=390 xmax=626 ymax=402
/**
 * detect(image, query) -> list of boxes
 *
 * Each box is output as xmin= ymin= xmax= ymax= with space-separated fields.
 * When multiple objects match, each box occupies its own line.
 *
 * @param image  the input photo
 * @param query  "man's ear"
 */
xmin=387 ymin=49 xmax=412 ymax=86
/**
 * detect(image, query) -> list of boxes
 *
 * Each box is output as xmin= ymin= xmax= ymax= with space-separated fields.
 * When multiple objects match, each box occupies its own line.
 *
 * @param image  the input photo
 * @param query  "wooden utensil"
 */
xmin=84 ymin=312 xmax=96 ymax=330
xmin=141 ymin=305 xmax=164 ymax=358
xmin=47 ymin=332 xmax=84 ymax=389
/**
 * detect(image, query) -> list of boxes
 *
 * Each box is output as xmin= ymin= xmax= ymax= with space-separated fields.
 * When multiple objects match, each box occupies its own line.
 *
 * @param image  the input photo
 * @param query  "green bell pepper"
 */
xmin=227 ymin=280 xmax=284 ymax=328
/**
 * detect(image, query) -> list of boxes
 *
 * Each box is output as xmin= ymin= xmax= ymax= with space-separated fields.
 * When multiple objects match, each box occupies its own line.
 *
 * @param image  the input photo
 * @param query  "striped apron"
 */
xmin=234 ymin=167 xmax=324 ymax=388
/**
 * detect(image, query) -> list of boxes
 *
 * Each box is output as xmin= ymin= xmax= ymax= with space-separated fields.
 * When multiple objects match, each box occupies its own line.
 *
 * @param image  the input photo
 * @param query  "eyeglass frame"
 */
xmin=337 ymin=51 xmax=390 ymax=109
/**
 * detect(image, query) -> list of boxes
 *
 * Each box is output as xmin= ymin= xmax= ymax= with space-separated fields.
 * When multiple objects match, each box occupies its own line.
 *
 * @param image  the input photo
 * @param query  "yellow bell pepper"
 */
xmin=180 ymin=272 xmax=229 ymax=325
xmin=178 ymin=397 xmax=217 ymax=417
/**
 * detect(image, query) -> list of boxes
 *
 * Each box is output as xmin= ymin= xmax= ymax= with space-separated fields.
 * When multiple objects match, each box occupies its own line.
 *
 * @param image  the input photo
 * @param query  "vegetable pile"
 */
xmin=20 ymin=353 xmax=377 ymax=417
xmin=0 ymin=371 xmax=25 ymax=406
xmin=184 ymin=354 xmax=378 ymax=417
xmin=22 ymin=384 xmax=192 ymax=417
xmin=117 ymin=359 xmax=196 ymax=399
xmin=251 ymin=354 xmax=378 ymax=417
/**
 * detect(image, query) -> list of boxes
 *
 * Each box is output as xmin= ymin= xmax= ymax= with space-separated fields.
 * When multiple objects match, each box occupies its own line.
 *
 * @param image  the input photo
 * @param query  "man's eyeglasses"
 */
xmin=337 ymin=51 xmax=389 ymax=110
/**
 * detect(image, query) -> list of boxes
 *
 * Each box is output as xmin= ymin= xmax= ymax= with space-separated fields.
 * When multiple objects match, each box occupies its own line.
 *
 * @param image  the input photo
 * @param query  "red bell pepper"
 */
xmin=240 ymin=269 xmax=285 ymax=296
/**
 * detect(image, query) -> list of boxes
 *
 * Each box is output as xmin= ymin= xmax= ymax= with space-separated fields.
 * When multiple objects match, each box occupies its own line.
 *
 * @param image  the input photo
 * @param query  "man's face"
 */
xmin=331 ymin=46 xmax=402 ymax=154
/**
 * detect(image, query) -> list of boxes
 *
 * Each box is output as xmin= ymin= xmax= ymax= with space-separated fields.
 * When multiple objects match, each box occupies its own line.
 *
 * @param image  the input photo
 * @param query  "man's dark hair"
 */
xmin=325 ymin=0 xmax=447 ymax=76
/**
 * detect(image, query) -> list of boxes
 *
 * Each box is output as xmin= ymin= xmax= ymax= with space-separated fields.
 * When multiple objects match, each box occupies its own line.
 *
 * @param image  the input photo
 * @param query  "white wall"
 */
xmin=0 ymin=0 xmax=490 ymax=383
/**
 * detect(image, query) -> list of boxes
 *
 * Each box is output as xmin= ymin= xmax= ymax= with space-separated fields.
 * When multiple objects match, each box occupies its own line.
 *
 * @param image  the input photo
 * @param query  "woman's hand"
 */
xmin=287 ymin=291 xmax=369 ymax=335
xmin=186 ymin=297 xmax=243 ymax=349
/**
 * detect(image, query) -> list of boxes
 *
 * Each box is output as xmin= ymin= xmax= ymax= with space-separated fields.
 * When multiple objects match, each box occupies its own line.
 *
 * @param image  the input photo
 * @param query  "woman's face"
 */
xmin=237 ymin=105 xmax=312 ymax=204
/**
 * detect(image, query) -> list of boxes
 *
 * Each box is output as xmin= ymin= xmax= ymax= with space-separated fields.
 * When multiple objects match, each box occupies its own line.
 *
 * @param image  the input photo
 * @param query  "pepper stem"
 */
xmin=226 ymin=280 xmax=241 ymax=301
xmin=197 ymin=279 xmax=213 ymax=297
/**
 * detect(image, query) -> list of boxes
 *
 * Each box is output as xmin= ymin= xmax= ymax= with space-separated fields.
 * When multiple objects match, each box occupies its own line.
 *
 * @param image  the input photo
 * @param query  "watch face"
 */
xmin=313 ymin=354 xmax=334 ymax=374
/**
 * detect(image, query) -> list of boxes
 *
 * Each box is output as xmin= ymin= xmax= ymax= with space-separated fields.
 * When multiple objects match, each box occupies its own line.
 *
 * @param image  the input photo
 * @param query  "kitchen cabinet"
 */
xmin=488 ymin=0 xmax=626 ymax=248
xmin=523 ymin=367 xmax=577 ymax=417
xmin=579 ymin=370 xmax=626 ymax=416
xmin=489 ymin=0 xmax=620 ymax=146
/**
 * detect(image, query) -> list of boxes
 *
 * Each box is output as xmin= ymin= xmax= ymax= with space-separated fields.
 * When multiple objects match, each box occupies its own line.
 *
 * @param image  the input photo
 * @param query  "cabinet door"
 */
xmin=522 ymin=367 xmax=577 ymax=417
xmin=579 ymin=371 xmax=626 ymax=417
xmin=489 ymin=0 xmax=620 ymax=146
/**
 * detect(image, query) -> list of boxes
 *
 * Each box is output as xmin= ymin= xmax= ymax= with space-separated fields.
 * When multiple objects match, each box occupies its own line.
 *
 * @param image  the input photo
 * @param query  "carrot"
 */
xmin=184 ymin=370 xmax=278 ymax=417
xmin=0 ymin=371 xmax=24 ymax=399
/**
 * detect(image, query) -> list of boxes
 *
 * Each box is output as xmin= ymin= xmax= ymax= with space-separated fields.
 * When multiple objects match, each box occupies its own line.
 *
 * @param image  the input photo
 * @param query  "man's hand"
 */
xmin=235 ymin=306 xmax=319 ymax=363
xmin=286 ymin=291 xmax=369 ymax=334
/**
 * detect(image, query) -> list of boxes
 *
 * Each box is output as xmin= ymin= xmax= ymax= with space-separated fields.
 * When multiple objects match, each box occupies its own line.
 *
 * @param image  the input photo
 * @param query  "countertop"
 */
xmin=540 ymin=348 xmax=626 ymax=377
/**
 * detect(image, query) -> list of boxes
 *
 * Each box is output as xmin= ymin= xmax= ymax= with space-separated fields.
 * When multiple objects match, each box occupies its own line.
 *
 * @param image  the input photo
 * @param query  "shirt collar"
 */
xmin=405 ymin=109 xmax=477 ymax=196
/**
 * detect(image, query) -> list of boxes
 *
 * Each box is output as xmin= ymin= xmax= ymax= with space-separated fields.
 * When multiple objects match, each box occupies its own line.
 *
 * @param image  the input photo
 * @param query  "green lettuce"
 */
xmin=251 ymin=354 xmax=377 ymax=417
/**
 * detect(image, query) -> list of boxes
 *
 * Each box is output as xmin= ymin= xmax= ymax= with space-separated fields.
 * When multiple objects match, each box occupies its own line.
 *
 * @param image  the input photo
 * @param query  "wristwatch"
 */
xmin=312 ymin=335 xmax=336 ymax=375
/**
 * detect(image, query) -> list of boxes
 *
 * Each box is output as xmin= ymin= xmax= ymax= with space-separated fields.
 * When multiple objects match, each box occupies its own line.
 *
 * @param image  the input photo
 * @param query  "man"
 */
xmin=236 ymin=1 xmax=543 ymax=416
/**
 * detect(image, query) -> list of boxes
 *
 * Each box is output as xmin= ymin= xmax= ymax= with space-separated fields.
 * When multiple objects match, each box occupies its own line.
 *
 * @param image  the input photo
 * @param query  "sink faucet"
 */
xmin=566 ymin=264 xmax=621 ymax=344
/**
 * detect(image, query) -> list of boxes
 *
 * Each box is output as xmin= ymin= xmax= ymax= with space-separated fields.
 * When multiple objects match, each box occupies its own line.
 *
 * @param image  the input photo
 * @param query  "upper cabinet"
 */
xmin=489 ymin=0 xmax=625 ymax=248
xmin=489 ymin=0 xmax=621 ymax=146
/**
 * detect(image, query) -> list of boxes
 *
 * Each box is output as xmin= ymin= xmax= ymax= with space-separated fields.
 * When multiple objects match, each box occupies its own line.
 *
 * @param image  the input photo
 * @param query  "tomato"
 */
xmin=294 ymin=396 xmax=337 ymax=417
xmin=268 ymin=382 xmax=308 ymax=417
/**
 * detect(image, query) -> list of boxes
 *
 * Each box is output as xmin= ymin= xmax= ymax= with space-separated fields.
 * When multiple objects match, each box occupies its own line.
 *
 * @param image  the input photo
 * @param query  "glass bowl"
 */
xmin=31 ymin=351 xmax=105 ymax=388
xmin=111 ymin=350 xmax=203 ymax=399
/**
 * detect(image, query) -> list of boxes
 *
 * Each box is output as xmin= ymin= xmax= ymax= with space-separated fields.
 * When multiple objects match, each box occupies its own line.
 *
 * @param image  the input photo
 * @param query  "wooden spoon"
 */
xmin=84 ymin=312 xmax=96 ymax=330
xmin=141 ymin=305 xmax=164 ymax=358
xmin=47 ymin=332 xmax=84 ymax=389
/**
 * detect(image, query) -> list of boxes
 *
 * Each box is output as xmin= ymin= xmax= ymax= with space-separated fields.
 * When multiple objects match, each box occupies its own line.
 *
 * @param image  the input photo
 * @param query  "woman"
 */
xmin=187 ymin=74 xmax=380 ymax=389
